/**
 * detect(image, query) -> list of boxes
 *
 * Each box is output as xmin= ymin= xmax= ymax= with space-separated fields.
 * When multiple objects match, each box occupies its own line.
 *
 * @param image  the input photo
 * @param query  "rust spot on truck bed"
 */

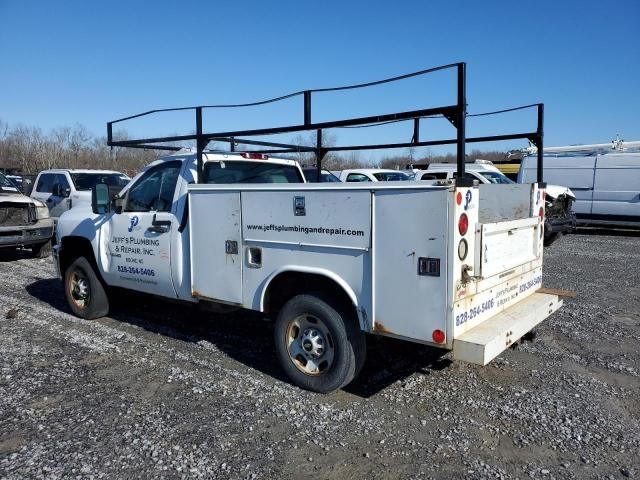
xmin=373 ymin=321 xmax=394 ymax=335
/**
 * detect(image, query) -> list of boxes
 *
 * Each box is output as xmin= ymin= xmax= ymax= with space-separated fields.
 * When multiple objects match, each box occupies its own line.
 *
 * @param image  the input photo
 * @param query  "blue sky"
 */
xmin=1 ymin=0 xmax=638 ymax=158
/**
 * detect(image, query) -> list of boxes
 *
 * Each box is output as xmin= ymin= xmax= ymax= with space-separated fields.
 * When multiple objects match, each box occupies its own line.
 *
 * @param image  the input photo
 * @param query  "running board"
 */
xmin=453 ymin=292 xmax=562 ymax=365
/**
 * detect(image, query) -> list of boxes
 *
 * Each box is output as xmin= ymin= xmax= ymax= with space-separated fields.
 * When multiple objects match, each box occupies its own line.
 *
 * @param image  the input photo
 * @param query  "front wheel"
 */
xmin=274 ymin=294 xmax=366 ymax=393
xmin=64 ymin=256 xmax=109 ymax=319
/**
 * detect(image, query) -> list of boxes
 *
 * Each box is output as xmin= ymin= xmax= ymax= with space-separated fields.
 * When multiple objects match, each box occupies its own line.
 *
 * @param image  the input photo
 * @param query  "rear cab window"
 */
xmin=204 ymin=161 xmax=303 ymax=184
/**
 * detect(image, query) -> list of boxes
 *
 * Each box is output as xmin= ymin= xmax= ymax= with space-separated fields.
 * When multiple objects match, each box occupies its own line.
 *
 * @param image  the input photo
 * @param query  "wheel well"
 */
xmin=59 ymin=236 xmax=97 ymax=275
xmin=263 ymin=271 xmax=357 ymax=317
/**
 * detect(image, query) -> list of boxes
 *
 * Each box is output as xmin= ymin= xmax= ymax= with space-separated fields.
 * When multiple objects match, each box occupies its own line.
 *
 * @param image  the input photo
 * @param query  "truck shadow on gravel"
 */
xmin=25 ymin=278 xmax=451 ymax=398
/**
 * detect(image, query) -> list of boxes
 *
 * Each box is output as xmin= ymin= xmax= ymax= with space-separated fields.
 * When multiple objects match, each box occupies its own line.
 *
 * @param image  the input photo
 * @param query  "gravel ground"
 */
xmin=1 ymin=231 xmax=639 ymax=479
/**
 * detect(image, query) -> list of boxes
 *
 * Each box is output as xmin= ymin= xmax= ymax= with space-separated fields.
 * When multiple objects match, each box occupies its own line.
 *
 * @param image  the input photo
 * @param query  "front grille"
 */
xmin=0 ymin=203 xmax=37 ymax=226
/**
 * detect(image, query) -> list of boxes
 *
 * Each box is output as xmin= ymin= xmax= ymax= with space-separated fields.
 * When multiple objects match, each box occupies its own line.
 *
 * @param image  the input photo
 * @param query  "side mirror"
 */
xmin=52 ymin=183 xmax=70 ymax=197
xmin=92 ymin=183 xmax=110 ymax=214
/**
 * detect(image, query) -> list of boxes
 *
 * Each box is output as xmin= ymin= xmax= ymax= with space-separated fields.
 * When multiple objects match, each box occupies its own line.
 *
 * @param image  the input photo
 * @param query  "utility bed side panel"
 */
xmin=240 ymin=190 xmax=373 ymax=323
xmin=373 ymin=189 xmax=449 ymax=342
xmin=189 ymin=190 xmax=243 ymax=304
xmin=241 ymin=190 xmax=371 ymax=250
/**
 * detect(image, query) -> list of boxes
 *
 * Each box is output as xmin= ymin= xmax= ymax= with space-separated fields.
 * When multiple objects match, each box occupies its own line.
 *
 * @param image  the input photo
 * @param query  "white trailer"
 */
xmin=53 ymin=63 xmax=564 ymax=392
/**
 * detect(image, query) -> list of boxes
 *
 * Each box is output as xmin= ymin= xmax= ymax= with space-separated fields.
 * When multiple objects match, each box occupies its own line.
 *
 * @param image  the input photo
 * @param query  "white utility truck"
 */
xmin=53 ymin=63 xmax=564 ymax=392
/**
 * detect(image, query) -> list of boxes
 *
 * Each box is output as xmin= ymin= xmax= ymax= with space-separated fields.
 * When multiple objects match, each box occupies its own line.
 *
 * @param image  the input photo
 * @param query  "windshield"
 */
xmin=372 ymin=171 xmax=411 ymax=181
xmin=71 ymin=173 xmax=130 ymax=191
xmin=0 ymin=173 xmax=20 ymax=192
xmin=205 ymin=161 xmax=303 ymax=184
xmin=478 ymin=171 xmax=515 ymax=184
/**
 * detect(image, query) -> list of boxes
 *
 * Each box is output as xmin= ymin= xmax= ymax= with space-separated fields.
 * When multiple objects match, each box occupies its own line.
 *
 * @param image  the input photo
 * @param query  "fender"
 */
xmin=259 ymin=264 xmax=358 ymax=306
xmin=257 ymin=265 xmax=370 ymax=331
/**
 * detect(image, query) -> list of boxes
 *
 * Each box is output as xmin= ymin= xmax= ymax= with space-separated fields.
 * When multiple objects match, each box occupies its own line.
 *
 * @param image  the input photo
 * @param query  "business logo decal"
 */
xmin=464 ymin=190 xmax=472 ymax=210
xmin=128 ymin=216 xmax=140 ymax=233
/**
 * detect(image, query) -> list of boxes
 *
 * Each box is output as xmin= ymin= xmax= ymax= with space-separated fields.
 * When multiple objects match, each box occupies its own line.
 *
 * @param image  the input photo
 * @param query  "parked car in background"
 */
xmin=414 ymin=160 xmax=515 ymax=184
xmin=415 ymin=161 xmax=576 ymax=245
xmin=302 ymin=167 xmax=341 ymax=183
xmin=336 ymin=169 xmax=412 ymax=182
xmin=31 ymin=169 xmax=130 ymax=220
xmin=519 ymin=147 xmax=640 ymax=228
xmin=0 ymin=172 xmax=54 ymax=257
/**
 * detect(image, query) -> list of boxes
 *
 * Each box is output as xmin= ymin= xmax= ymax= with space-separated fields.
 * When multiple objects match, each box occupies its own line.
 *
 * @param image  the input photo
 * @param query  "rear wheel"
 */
xmin=274 ymin=294 xmax=365 ymax=393
xmin=64 ymin=256 xmax=109 ymax=319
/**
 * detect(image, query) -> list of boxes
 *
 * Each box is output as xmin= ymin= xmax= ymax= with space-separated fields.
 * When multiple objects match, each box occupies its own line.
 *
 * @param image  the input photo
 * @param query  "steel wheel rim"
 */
xmin=286 ymin=314 xmax=335 ymax=376
xmin=69 ymin=270 xmax=90 ymax=309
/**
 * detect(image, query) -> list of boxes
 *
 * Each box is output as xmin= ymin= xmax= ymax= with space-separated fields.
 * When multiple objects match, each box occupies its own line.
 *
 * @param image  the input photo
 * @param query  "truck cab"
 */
xmin=55 ymin=151 xmax=305 ymax=300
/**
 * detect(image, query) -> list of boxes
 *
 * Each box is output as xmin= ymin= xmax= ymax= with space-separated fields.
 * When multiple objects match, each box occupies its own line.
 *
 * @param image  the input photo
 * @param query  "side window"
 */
xmin=125 ymin=162 xmax=182 ymax=212
xmin=36 ymin=174 xmax=54 ymax=193
xmin=52 ymin=174 xmax=70 ymax=193
xmin=346 ymin=173 xmax=371 ymax=182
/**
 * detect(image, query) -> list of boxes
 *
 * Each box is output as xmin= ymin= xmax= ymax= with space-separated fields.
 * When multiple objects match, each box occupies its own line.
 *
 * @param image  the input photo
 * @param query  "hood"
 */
xmin=0 ymin=192 xmax=36 ymax=204
xmin=546 ymin=184 xmax=575 ymax=200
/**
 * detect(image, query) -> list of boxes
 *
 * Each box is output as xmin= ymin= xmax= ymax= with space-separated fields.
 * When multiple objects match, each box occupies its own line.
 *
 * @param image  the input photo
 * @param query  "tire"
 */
xmin=63 ymin=256 xmax=109 ymax=319
xmin=32 ymin=240 xmax=52 ymax=258
xmin=274 ymin=294 xmax=366 ymax=393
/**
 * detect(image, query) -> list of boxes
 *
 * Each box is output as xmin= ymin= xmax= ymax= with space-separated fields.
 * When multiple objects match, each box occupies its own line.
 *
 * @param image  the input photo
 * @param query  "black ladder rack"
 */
xmin=107 ymin=62 xmax=545 ymax=186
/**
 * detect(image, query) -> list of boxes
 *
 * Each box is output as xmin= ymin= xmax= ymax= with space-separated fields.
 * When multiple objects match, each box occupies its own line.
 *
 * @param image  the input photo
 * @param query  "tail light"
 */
xmin=539 ymin=207 xmax=544 ymax=219
xmin=458 ymin=213 xmax=469 ymax=236
xmin=240 ymin=152 xmax=269 ymax=160
xmin=432 ymin=329 xmax=445 ymax=344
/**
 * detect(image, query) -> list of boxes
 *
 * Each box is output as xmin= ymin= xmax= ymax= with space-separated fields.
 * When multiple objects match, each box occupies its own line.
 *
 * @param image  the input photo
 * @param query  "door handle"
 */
xmin=46 ymin=198 xmax=53 ymax=203
xmin=147 ymin=214 xmax=171 ymax=233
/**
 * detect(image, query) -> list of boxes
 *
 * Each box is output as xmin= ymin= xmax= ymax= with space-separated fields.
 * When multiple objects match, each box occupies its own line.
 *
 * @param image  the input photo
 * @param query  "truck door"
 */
xmin=32 ymin=173 xmax=71 ymax=218
xmin=103 ymin=160 xmax=182 ymax=298
xmin=49 ymin=174 xmax=72 ymax=218
xmin=31 ymin=173 xmax=53 ymax=207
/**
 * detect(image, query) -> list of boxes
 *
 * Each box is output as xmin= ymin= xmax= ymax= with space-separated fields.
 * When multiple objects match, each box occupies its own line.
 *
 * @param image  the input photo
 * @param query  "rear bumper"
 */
xmin=0 ymin=218 xmax=54 ymax=248
xmin=452 ymin=292 xmax=562 ymax=365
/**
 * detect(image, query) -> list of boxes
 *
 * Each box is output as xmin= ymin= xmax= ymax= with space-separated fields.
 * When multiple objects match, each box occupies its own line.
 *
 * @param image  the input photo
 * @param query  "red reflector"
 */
xmin=539 ymin=207 xmax=544 ymax=218
xmin=239 ymin=152 xmax=269 ymax=160
xmin=458 ymin=213 xmax=469 ymax=236
xmin=456 ymin=191 xmax=462 ymax=205
xmin=432 ymin=329 xmax=445 ymax=344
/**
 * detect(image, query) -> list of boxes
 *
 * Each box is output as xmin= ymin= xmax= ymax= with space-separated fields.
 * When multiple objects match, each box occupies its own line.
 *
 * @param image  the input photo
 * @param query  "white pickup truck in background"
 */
xmin=54 ymin=150 xmax=563 ymax=392
xmin=31 ymin=169 xmax=130 ymax=220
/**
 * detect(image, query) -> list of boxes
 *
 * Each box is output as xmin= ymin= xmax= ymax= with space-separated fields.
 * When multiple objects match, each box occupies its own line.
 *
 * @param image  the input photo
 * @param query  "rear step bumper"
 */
xmin=453 ymin=292 xmax=562 ymax=365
